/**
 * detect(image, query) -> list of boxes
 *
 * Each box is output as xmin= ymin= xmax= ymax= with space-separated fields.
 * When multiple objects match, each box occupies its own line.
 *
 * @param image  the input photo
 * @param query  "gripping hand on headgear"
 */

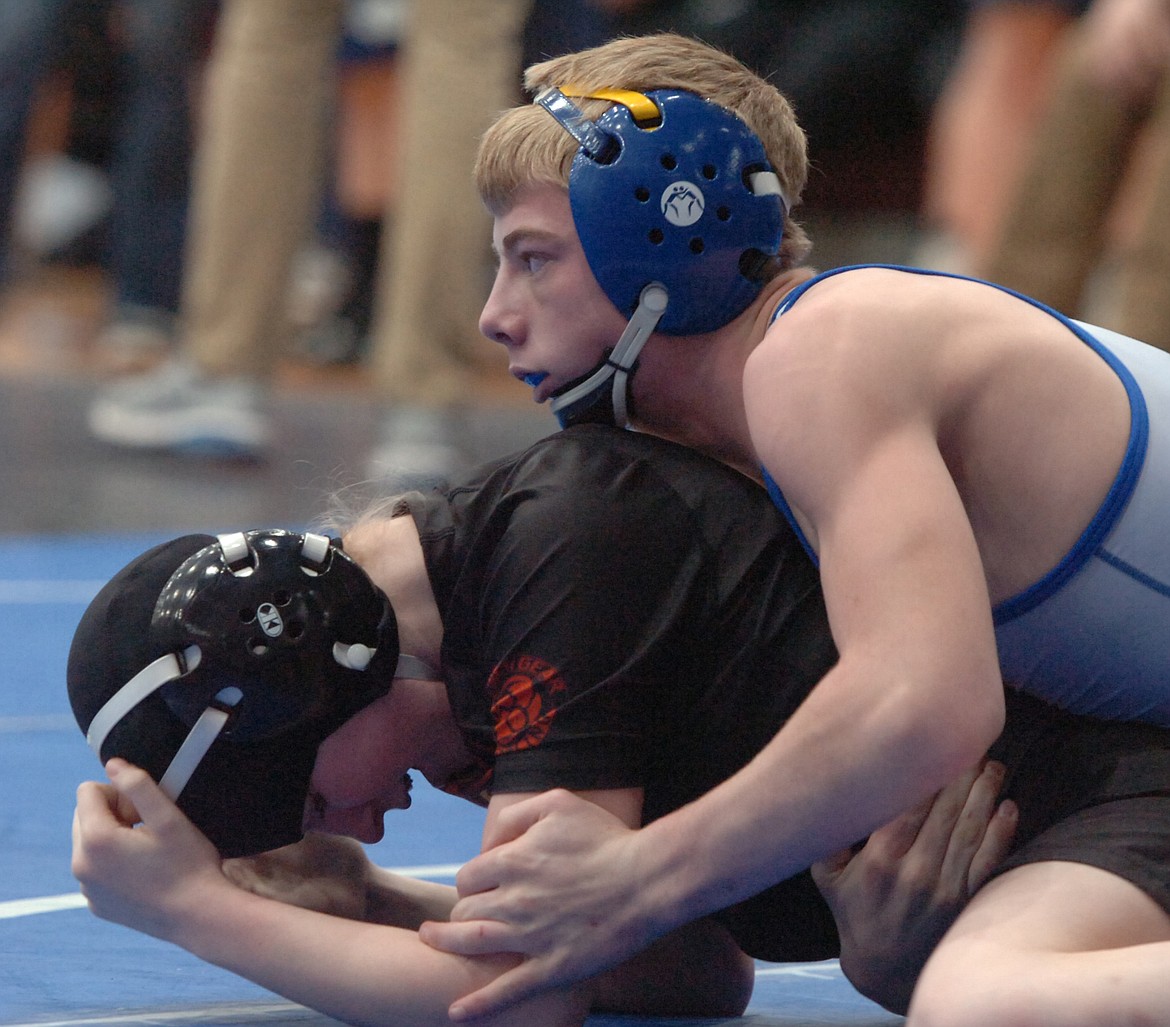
xmin=72 ymin=758 xmax=226 ymax=944
xmin=418 ymin=789 xmax=659 ymax=1021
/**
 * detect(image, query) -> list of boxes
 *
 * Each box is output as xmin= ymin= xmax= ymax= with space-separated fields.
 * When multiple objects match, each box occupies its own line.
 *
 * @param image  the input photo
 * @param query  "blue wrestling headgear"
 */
xmin=535 ymin=86 xmax=788 ymax=427
xmin=67 ymin=529 xmax=439 ymax=857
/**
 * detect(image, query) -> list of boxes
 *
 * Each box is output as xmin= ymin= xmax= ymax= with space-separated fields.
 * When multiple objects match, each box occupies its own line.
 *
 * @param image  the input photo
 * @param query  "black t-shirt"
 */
xmin=404 ymin=424 xmax=841 ymax=959
xmin=403 ymin=425 xmax=1170 ymax=961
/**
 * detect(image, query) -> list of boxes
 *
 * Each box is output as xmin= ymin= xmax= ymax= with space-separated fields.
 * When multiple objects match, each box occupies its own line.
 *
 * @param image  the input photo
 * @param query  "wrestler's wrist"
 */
xmin=628 ymin=821 xmax=707 ymax=941
xmin=168 ymin=872 xmax=251 ymax=953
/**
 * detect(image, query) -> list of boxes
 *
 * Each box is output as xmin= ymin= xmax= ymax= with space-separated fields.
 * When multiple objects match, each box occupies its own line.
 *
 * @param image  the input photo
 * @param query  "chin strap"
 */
xmin=393 ymin=653 xmax=441 ymax=681
xmin=88 ymin=644 xmax=442 ymax=806
xmin=534 ymin=87 xmax=619 ymax=162
xmin=84 ymin=644 xmax=238 ymax=803
xmin=86 ymin=646 xmax=202 ymax=756
xmin=550 ymin=283 xmax=669 ymax=428
xmin=159 ymin=686 xmax=241 ymax=800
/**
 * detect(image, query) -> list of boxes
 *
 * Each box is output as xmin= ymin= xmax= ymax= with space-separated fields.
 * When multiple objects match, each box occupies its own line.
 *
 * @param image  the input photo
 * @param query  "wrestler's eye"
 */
xmin=521 ymin=251 xmax=549 ymax=274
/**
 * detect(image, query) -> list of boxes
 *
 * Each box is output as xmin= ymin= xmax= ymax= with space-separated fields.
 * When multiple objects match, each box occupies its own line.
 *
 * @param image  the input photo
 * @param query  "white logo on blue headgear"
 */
xmin=661 ymin=181 xmax=705 ymax=227
xmin=257 ymin=602 xmax=284 ymax=638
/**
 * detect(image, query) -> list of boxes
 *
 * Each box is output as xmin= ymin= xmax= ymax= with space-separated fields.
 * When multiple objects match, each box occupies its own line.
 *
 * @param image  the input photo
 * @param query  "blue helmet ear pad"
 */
xmin=565 ymin=89 xmax=786 ymax=335
xmin=151 ymin=529 xmax=399 ymax=743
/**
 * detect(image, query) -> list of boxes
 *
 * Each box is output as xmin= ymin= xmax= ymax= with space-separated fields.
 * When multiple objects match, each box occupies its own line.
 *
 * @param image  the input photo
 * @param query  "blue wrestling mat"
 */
xmin=0 ymin=535 xmax=901 ymax=1026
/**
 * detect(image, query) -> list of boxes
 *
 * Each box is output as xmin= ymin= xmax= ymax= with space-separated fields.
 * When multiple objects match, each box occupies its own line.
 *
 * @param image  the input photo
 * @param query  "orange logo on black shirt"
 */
xmin=488 ymin=654 xmax=567 ymax=754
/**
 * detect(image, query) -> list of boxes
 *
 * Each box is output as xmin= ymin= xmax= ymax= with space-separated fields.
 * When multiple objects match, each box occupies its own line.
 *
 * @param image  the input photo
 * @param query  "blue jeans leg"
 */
xmin=0 ymin=0 xmax=72 ymax=282
xmin=107 ymin=0 xmax=213 ymax=319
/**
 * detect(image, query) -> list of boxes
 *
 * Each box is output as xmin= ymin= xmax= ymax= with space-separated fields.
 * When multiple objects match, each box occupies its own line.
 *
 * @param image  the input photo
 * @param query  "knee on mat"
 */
xmin=906 ymin=964 xmax=1048 ymax=1027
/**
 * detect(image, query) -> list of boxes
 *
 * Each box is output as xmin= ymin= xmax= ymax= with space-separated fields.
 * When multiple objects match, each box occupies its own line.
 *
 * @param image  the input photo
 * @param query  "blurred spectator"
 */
xmin=87 ymin=0 xmax=546 ymax=485
xmin=919 ymin=0 xmax=1089 ymax=272
xmin=291 ymin=0 xmax=407 ymax=367
xmin=0 ymin=0 xmax=212 ymax=369
xmin=95 ymin=0 xmax=964 ymax=474
xmin=297 ymin=0 xmax=610 ymax=370
xmin=522 ymin=0 xmax=616 ymax=67
xmin=601 ymin=0 xmax=964 ymax=218
xmin=88 ymin=0 xmax=346 ymax=457
xmin=362 ymin=0 xmax=537 ymax=485
xmin=981 ymin=0 xmax=1170 ymax=351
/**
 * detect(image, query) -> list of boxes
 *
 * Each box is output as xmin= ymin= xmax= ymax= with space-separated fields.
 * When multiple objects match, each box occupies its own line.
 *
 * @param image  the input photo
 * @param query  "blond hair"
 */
xmin=475 ymin=32 xmax=812 ymax=269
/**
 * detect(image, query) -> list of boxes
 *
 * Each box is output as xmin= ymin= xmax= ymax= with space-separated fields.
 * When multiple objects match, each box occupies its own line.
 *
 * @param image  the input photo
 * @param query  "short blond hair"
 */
xmin=475 ymin=32 xmax=812 ymax=269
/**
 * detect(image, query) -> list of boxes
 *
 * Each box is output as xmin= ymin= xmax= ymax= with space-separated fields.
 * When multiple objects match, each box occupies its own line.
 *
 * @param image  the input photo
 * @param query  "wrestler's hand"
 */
xmin=418 ymin=789 xmax=653 ymax=1021
xmin=223 ymin=833 xmax=373 ymax=922
xmin=811 ymin=759 xmax=1017 ymax=1014
xmin=71 ymin=759 xmax=229 ymax=944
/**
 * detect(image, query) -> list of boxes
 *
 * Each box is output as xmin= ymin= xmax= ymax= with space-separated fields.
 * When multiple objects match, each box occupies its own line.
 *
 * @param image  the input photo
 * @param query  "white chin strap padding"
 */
xmin=158 ymin=686 xmax=242 ymax=801
xmin=86 ymin=645 xmax=232 ymax=805
xmin=86 ymin=645 xmax=203 ymax=756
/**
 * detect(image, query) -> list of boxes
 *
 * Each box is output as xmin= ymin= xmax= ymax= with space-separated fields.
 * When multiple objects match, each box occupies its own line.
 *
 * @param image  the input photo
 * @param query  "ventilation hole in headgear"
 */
xmin=273 ymin=589 xmax=291 ymax=606
xmin=239 ymin=608 xmax=256 ymax=624
xmin=717 ymin=205 xmax=731 ymax=221
xmin=702 ymin=164 xmax=717 ymax=180
xmin=660 ymin=154 xmax=677 ymax=171
xmin=286 ymin=621 xmax=305 ymax=640
xmin=635 ymin=186 xmax=651 ymax=202
xmin=689 ymin=238 xmax=705 ymax=255
xmin=738 ymin=247 xmax=773 ymax=282
xmin=648 ymin=228 xmax=664 ymax=245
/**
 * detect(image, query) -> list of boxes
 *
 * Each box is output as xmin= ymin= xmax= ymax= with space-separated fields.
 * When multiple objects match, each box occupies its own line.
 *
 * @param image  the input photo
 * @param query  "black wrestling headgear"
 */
xmin=67 ymin=529 xmax=434 ymax=857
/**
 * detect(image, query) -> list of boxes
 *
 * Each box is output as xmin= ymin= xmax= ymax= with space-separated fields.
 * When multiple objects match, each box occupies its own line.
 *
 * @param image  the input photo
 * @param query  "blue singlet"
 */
xmin=763 ymin=264 xmax=1170 ymax=726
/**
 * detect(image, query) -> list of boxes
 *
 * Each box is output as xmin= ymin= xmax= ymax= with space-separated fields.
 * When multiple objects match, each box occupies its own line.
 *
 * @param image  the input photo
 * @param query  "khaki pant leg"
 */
xmin=980 ymin=29 xmax=1143 ymax=315
xmin=182 ymin=0 xmax=345 ymax=377
xmin=1113 ymin=71 xmax=1170 ymax=351
xmin=368 ymin=0 xmax=534 ymax=407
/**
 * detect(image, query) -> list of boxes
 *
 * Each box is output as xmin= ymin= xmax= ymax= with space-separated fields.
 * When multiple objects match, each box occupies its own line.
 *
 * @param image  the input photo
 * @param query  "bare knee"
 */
xmin=907 ymin=949 xmax=1046 ymax=1027
xmin=908 ymin=985 xmax=1045 ymax=1027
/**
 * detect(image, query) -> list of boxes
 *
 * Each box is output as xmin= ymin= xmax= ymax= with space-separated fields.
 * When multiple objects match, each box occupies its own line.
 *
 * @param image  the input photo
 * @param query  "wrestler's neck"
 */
xmin=630 ymin=269 xmax=811 ymax=481
xmin=341 ymin=515 xmax=443 ymax=674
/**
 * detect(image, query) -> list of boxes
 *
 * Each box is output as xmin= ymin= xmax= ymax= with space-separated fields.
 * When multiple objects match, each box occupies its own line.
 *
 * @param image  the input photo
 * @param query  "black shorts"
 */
xmin=714 ymin=690 xmax=1170 ymax=963
xmin=990 ymin=689 xmax=1170 ymax=916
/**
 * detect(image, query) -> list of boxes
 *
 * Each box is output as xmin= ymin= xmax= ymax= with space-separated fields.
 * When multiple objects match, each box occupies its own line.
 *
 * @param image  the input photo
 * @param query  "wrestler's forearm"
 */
xmin=366 ymin=868 xmax=457 ymax=928
xmin=176 ymin=879 xmax=588 ymax=1026
xmin=629 ymin=657 xmax=1002 ymax=934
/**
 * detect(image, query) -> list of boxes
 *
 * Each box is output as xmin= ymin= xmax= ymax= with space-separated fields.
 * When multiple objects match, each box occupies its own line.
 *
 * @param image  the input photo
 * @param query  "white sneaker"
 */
xmin=92 ymin=311 xmax=173 ymax=374
xmin=365 ymin=406 xmax=467 ymax=490
xmin=87 ymin=359 xmax=270 ymax=457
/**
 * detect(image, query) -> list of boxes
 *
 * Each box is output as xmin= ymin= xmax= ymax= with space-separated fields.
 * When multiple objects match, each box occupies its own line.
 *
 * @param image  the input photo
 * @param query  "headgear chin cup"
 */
xmin=549 ymin=282 xmax=668 ymax=428
xmin=536 ymin=86 xmax=787 ymax=427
